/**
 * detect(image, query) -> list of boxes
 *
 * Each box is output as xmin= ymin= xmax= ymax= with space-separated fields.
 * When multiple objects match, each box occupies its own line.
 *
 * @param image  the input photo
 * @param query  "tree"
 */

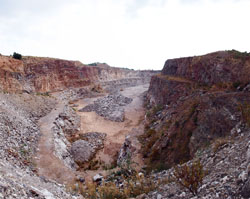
xmin=13 ymin=52 xmax=22 ymax=60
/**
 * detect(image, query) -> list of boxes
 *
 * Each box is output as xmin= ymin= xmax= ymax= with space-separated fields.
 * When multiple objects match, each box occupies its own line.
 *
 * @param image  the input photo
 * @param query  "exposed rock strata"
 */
xmin=145 ymin=50 xmax=250 ymax=168
xmin=140 ymin=129 xmax=250 ymax=199
xmin=162 ymin=50 xmax=250 ymax=86
xmin=0 ymin=55 xmax=156 ymax=93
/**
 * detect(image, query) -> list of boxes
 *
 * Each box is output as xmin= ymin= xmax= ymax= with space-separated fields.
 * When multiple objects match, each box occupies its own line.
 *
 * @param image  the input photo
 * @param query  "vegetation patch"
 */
xmin=229 ymin=49 xmax=250 ymax=60
xmin=70 ymin=171 xmax=165 ymax=199
xmin=212 ymin=137 xmax=233 ymax=153
xmin=36 ymin=92 xmax=51 ymax=97
xmin=173 ymin=159 xmax=206 ymax=196
xmin=12 ymin=52 xmax=22 ymax=60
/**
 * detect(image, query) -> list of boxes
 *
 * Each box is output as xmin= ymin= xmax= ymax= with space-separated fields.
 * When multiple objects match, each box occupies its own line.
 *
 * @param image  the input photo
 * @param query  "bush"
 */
xmin=13 ymin=52 xmax=22 ymax=60
xmin=79 ymin=172 xmax=158 ymax=199
xmin=173 ymin=159 xmax=206 ymax=196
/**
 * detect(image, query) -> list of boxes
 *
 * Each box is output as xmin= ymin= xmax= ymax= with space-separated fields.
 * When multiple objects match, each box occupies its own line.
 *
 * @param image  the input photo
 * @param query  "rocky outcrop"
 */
xmin=145 ymin=50 xmax=250 ymax=168
xmin=117 ymin=136 xmax=133 ymax=167
xmin=52 ymin=105 xmax=80 ymax=169
xmin=162 ymin=50 xmax=250 ymax=86
xmin=140 ymin=128 xmax=250 ymax=199
xmin=0 ymin=55 xmax=156 ymax=93
xmin=79 ymin=93 xmax=133 ymax=122
xmin=241 ymin=146 xmax=250 ymax=198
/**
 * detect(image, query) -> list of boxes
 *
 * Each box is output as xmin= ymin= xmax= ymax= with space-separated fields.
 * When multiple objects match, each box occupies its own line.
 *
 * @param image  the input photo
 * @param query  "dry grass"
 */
xmin=157 ymin=74 xmax=193 ymax=84
xmin=68 ymin=171 xmax=167 ymax=199
xmin=212 ymin=137 xmax=233 ymax=153
xmin=173 ymin=159 xmax=206 ymax=196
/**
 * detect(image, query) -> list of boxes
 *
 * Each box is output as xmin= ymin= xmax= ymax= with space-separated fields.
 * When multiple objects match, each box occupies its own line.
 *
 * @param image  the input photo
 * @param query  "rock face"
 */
xmin=141 ymin=128 xmax=250 ymax=199
xmin=162 ymin=50 xmax=250 ymax=86
xmin=117 ymin=136 xmax=133 ymax=167
xmin=145 ymin=50 xmax=250 ymax=168
xmin=52 ymin=105 xmax=80 ymax=169
xmin=241 ymin=146 xmax=250 ymax=198
xmin=0 ymin=55 xmax=156 ymax=93
xmin=79 ymin=93 xmax=133 ymax=122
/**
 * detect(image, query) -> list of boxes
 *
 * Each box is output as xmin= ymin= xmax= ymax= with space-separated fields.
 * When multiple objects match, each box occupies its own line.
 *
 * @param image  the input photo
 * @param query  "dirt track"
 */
xmin=75 ymin=84 xmax=148 ymax=181
xmin=34 ymin=101 xmax=76 ymax=185
xmin=34 ymin=84 xmax=149 ymax=184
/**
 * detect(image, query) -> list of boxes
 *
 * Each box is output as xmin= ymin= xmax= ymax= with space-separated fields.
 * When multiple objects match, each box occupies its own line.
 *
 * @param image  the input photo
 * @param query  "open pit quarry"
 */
xmin=0 ymin=51 xmax=250 ymax=199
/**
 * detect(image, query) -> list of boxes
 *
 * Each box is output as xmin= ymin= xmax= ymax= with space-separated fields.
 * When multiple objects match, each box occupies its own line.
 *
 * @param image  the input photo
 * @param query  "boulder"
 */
xmin=93 ymin=174 xmax=103 ymax=182
xmin=70 ymin=140 xmax=95 ymax=164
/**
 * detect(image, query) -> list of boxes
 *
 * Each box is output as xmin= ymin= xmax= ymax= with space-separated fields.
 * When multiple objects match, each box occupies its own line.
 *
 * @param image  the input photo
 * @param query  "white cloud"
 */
xmin=0 ymin=0 xmax=250 ymax=70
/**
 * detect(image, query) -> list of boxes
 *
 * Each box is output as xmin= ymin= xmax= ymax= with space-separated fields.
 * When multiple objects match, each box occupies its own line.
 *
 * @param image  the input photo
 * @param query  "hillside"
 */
xmin=140 ymin=50 xmax=250 ymax=198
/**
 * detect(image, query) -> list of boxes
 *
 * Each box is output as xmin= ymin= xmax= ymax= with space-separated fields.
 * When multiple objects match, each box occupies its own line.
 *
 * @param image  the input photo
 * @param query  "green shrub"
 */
xmin=232 ymin=81 xmax=241 ymax=89
xmin=230 ymin=49 xmax=250 ymax=59
xmin=13 ymin=52 xmax=22 ymax=60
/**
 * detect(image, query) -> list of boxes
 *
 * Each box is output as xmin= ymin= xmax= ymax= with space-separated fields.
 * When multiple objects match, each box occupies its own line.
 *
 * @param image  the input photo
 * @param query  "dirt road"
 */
xmin=75 ymin=84 xmax=148 ymax=180
xmin=34 ymin=100 xmax=76 ymax=185
xmin=34 ymin=84 xmax=149 ymax=184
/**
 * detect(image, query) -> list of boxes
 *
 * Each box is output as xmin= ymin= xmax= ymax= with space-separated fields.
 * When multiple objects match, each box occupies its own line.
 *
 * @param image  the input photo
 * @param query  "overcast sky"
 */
xmin=0 ymin=0 xmax=250 ymax=70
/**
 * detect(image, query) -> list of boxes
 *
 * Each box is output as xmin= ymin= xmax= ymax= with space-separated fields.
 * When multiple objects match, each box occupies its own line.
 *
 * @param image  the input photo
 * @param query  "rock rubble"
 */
xmin=137 ymin=128 xmax=250 ymax=199
xmin=0 ymin=93 xmax=75 ymax=198
xmin=79 ymin=93 xmax=132 ymax=122
xmin=52 ymin=105 xmax=80 ymax=169
xmin=70 ymin=132 xmax=106 ymax=165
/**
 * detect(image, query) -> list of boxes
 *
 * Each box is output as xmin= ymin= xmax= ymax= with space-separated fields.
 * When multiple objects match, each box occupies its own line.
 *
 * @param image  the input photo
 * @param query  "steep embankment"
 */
xmin=0 ymin=55 xmax=154 ymax=92
xmin=0 ymin=93 xmax=75 ymax=198
xmin=144 ymin=50 xmax=250 ymax=168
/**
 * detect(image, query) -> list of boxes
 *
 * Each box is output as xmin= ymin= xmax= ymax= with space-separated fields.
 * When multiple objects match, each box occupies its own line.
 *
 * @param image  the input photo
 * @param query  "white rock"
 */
xmin=157 ymin=194 xmax=162 ymax=199
xmin=179 ymin=192 xmax=186 ymax=197
xmin=93 ymin=174 xmax=103 ymax=182
xmin=239 ymin=171 xmax=248 ymax=182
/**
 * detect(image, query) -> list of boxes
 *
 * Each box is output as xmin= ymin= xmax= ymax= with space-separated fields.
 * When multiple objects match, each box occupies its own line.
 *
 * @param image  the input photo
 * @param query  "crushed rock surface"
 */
xmin=0 ymin=93 xmax=78 ymax=198
xmin=79 ymin=93 xmax=132 ymax=122
xmin=138 ymin=128 xmax=250 ymax=199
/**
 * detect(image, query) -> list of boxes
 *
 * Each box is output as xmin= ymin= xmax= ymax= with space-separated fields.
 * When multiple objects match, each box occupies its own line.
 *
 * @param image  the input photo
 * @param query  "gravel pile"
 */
xmin=0 ymin=93 xmax=77 ymax=198
xmin=79 ymin=93 xmax=132 ymax=122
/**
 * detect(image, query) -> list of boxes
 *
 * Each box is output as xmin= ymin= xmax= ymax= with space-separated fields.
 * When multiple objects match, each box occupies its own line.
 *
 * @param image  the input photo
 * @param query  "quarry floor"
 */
xmin=35 ymin=84 xmax=149 ymax=184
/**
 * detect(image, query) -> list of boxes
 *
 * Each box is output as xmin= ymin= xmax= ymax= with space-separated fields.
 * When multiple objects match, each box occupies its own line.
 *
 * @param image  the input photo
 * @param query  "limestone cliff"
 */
xmin=0 ymin=55 xmax=154 ymax=92
xmin=144 ymin=50 xmax=250 ymax=168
